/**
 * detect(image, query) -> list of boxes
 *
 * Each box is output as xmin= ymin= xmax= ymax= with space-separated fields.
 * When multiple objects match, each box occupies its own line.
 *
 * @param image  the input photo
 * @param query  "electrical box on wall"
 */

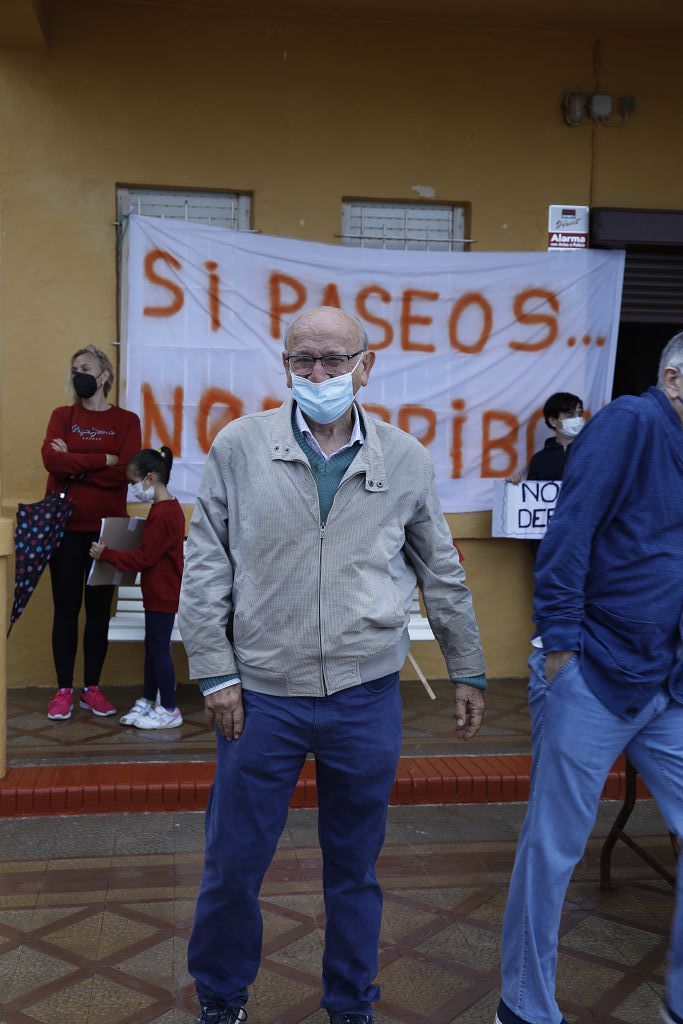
xmin=548 ymin=205 xmax=590 ymax=249
xmin=588 ymin=94 xmax=613 ymax=120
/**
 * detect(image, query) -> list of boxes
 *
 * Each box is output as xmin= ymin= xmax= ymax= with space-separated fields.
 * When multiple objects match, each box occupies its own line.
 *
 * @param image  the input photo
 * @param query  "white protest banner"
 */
xmin=123 ymin=215 xmax=625 ymax=510
xmin=491 ymin=480 xmax=562 ymax=539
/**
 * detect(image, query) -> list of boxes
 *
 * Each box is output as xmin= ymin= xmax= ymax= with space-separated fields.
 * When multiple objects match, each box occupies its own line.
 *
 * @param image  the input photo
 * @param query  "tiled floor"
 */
xmin=2 ymin=682 xmax=677 ymax=1023
xmin=6 ymin=679 xmax=531 ymax=766
xmin=0 ymin=801 xmax=676 ymax=1024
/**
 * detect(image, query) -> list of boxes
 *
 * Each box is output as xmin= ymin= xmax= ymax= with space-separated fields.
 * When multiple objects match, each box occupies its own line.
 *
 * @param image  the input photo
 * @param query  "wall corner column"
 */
xmin=0 ymin=518 xmax=15 ymax=778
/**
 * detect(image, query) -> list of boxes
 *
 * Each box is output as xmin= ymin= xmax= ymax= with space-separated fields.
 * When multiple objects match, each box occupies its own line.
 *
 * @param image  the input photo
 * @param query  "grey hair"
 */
xmin=658 ymin=331 xmax=683 ymax=387
xmin=283 ymin=307 xmax=369 ymax=352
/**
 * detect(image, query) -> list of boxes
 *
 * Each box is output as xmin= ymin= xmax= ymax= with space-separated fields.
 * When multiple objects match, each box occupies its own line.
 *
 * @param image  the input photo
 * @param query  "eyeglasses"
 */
xmin=284 ymin=350 xmax=364 ymax=378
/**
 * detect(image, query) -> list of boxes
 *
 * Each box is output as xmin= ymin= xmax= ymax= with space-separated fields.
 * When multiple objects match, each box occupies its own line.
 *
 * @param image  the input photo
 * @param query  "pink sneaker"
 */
xmin=47 ymin=688 xmax=74 ymax=720
xmin=79 ymin=686 xmax=117 ymax=717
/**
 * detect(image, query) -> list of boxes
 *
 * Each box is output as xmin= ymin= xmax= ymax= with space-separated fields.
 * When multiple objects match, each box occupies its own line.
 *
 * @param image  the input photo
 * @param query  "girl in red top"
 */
xmin=90 ymin=446 xmax=185 ymax=730
xmin=42 ymin=345 xmax=141 ymax=721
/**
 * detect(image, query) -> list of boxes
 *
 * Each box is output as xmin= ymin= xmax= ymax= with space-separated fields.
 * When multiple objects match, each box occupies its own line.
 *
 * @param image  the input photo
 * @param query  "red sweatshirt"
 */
xmin=42 ymin=404 xmax=142 ymax=532
xmin=100 ymin=499 xmax=185 ymax=613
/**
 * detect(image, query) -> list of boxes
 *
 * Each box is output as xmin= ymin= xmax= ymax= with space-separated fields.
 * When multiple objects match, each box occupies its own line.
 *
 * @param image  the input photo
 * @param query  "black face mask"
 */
xmin=72 ymin=372 xmax=98 ymax=399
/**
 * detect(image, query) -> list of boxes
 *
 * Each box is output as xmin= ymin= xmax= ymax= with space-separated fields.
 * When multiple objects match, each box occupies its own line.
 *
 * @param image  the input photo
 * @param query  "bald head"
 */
xmin=284 ymin=307 xmax=368 ymax=354
xmin=282 ymin=305 xmax=375 ymax=398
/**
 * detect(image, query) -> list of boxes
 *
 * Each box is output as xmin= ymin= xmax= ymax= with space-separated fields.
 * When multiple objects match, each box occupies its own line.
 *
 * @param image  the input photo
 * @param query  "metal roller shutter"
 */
xmin=620 ymin=250 xmax=683 ymax=323
xmin=591 ymin=207 xmax=683 ymax=324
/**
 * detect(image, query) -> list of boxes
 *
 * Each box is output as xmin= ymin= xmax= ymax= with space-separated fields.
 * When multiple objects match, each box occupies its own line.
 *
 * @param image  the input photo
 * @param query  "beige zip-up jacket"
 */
xmin=179 ymin=399 xmax=485 ymax=696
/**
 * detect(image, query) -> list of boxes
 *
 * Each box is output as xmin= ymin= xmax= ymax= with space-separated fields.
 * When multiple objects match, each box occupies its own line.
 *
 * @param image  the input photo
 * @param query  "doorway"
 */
xmin=611 ymin=321 xmax=680 ymax=398
xmin=591 ymin=208 xmax=683 ymax=398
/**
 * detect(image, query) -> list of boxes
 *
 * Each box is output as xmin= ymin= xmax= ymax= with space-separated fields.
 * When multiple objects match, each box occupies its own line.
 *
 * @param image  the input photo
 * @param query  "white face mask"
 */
xmin=559 ymin=416 xmax=584 ymax=438
xmin=130 ymin=479 xmax=154 ymax=503
xmin=291 ymin=358 xmax=362 ymax=425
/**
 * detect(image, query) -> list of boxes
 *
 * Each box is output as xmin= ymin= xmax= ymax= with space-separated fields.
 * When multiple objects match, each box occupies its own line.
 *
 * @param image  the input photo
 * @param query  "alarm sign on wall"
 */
xmin=548 ymin=205 xmax=590 ymax=249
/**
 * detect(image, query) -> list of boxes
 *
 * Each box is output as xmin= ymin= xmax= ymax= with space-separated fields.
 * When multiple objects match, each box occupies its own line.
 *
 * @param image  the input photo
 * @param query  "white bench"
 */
xmin=108 ymin=582 xmax=436 ymax=699
xmin=107 ymin=580 xmax=183 ymax=643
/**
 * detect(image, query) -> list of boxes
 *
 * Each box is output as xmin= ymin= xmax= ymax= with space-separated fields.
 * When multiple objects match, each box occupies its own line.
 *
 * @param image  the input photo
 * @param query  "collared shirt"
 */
xmin=294 ymin=403 xmax=364 ymax=461
xmin=191 ymin=398 xmax=487 ymax=696
xmin=533 ymin=386 xmax=683 ymax=718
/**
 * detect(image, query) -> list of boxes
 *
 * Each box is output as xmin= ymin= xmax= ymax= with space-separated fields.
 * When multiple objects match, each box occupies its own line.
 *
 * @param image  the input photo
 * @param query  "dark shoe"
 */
xmin=328 ymin=1015 xmax=374 ymax=1024
xmin=196 ymin=1006 xmax=246 ymax=1024
xmin=495 ymin=1000 xmax=568 ymax=1024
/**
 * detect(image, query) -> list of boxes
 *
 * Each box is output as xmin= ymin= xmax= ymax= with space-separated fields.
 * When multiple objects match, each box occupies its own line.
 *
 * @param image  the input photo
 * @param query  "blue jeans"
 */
xmin=501 ymin=649 xmax=683 ymax=1024
xmin=188 ymin=673 xmax=402 ymax=1013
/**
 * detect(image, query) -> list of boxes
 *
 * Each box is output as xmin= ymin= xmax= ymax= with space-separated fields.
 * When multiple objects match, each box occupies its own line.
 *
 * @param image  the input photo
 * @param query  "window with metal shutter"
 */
xmin=591 ymin=207 xmax=683 ymax=324
xmin=340 ymin=199 xmax=468 ymax=251
xmin=117 ymin=187 xmax=252 ymax=230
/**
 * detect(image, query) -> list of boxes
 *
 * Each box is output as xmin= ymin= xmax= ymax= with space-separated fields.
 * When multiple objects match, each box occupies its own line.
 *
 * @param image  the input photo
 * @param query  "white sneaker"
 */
xmin=120 ymin=698 xmax=155 ymax=726
xmin=494 ymin=1008 xmax=567 ymax=1024
xmin=134 ymin=705 xmax=183 ymax=730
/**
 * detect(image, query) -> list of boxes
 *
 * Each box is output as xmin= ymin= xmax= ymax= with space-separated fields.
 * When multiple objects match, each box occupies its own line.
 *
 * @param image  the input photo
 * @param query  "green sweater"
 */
xmin=292 ymin=417 xmax=362 ymax=524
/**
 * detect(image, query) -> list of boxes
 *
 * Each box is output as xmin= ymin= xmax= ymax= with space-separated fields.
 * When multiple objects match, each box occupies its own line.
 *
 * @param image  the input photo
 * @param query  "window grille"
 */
xmin=117 ymin=187 xmax=251 ymax=230
xmin=341 ymin=199 xmax=468 ymax=251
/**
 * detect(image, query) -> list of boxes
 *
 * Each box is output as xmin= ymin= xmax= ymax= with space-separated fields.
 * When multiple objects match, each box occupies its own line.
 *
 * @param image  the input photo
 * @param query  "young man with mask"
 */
xmin=179 ymin=306 xmax=488 ymax=1024
xmin=495 ymin=333 xmax=683 ymax=1024
xmin=526 ymin=392 xmax=584 ymax=482
xmin=506 ymin=393 xmax=584 ymax=560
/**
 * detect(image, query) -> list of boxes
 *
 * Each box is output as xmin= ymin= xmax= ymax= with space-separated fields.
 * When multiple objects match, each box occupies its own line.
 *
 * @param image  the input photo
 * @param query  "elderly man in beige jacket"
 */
xmin=179 ymin=306 xmax=487 ymax=1024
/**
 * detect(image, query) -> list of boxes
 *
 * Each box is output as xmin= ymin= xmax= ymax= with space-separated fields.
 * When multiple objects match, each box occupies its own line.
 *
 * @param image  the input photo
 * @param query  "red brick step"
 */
xmin=0 ymin=753 xmax=649 ymax=817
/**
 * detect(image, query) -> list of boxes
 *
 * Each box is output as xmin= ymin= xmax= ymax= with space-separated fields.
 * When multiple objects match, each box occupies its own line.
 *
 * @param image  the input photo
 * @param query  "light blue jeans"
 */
xmin=500 ymin=648 xmax=683 ymax=1024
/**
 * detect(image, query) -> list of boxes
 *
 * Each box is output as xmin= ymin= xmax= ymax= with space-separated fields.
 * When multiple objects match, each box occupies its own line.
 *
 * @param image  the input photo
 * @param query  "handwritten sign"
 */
xmin=123 ymin=215 xmax=624 ymax=510
xmin=491 ymin=480 xmax=562 ymax=538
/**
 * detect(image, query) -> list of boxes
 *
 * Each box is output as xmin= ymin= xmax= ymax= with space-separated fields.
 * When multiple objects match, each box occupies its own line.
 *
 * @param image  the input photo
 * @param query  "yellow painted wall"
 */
xmin=1 ymin=0 xmax=682 ymax=687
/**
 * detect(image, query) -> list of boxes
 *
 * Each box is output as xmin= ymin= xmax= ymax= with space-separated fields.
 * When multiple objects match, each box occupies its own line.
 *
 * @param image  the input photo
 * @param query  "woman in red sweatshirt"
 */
xmin=42 ymin=345 xmax=142 ymax=722
xmin=90 ymin=446 xmax=185 ymax=730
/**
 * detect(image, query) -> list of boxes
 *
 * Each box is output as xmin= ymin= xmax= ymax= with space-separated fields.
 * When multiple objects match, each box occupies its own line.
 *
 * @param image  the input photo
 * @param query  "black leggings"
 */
xmin=49 ymin=530 xmax=114 ymax=688
xmin=144 ymin=611 xmax=177 ymax=709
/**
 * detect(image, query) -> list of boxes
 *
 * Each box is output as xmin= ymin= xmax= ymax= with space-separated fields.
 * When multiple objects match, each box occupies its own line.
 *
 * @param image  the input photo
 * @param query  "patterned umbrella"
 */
xmin=8 ymin=491 xmax=73 ymax=635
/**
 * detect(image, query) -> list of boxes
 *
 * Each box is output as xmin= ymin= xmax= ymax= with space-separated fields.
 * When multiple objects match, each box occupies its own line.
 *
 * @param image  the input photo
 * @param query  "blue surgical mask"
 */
xmin=291 ymin=358 xmax=362 ymax=425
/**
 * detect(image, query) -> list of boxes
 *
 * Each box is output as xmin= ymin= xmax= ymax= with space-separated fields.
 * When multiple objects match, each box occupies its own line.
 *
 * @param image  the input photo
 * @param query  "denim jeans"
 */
xmin=188 ymin=673 xmax=402 ymax=1013
xmin=500 ymin=648 xmax=683 ymax=1024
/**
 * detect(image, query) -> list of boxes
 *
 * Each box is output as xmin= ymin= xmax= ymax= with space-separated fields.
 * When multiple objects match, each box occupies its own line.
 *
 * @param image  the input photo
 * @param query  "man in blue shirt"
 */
xmin=496 ymin=332 xmax=683 ymax=1024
